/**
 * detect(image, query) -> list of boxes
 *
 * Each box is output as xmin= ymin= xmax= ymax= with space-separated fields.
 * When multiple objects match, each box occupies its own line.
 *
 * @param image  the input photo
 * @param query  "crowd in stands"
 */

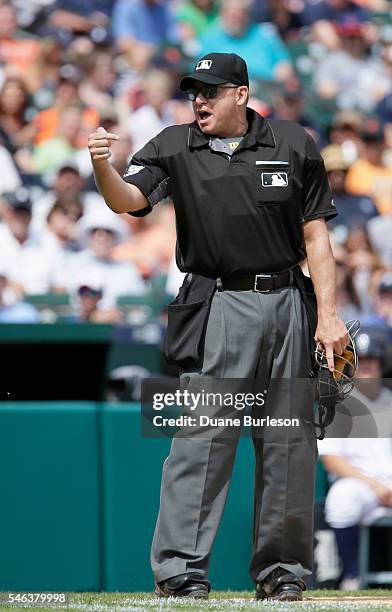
xmin=0 ymin=0 xmax=390 ymax=333
xmin=1 ymin=0 xmax=392 ymax=590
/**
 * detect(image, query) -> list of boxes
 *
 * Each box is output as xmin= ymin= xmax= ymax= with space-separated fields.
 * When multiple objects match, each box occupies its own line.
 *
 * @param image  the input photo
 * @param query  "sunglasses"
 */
xmin=185 ymin=84 xmax=238 ymax=101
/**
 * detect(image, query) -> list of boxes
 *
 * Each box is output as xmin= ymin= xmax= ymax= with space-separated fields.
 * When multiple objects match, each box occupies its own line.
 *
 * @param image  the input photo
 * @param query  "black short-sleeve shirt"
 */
xmin=123 ymin=108 xmax=336 ymax=277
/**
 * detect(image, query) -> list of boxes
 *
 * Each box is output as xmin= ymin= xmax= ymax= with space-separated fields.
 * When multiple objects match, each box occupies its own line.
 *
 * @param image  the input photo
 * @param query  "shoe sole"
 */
xmin=155 ymin=587 xmax=209 ymax=599
xmin=256 ymin=589 xmax=303 ymax=602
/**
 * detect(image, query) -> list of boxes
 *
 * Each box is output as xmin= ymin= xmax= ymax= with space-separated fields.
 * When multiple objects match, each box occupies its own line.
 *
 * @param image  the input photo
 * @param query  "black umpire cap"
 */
xmin=180 ymin=52 xmax=249 ymax=91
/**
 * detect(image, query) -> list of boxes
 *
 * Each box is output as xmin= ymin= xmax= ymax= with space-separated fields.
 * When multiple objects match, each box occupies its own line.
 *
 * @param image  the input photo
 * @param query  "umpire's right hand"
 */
xmin=88 ymin=126 xmax=119 ymax=163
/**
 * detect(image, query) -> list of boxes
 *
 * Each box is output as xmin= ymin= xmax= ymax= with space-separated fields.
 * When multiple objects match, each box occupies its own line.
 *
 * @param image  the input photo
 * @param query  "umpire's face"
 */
xmin=191 ymin=80 xmax=248 ymax=137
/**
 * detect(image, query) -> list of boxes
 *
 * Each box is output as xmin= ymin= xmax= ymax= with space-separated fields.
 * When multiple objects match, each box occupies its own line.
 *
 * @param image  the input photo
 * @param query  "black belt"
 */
xmin=221 ymin=270 xmax=293 ymax=293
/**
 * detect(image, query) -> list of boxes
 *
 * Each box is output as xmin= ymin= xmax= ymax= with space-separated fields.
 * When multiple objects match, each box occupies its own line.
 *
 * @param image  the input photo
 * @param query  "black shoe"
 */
xmin=155 ymin=572 xmax=211 ymax=599
xmin=256 ymin=567 xmax=306 ymax=601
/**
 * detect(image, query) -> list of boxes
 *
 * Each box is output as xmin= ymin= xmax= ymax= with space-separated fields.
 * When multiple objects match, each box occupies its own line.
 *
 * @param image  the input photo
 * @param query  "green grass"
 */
xmin=1 ymin=590 xmax=392 ymax=612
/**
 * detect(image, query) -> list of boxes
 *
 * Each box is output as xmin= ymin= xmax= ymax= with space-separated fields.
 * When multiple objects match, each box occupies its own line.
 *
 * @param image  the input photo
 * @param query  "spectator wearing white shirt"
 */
xmin=318 ymin=327 xmax=392 ymax=590
xmin=0 ymin=144 xmax=21 ymax=194
xmin=58 ymin=205 xmax=145 ymax=306
xmin=0 ymin=188 xmax=71 ymax=294
xmin=128 ymin=69 xmax=176 ymax=153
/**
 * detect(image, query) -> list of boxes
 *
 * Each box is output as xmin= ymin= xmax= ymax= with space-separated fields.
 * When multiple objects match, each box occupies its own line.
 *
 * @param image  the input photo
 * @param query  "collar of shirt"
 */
xmin=187 ymin=107 xmax=275 ymax=151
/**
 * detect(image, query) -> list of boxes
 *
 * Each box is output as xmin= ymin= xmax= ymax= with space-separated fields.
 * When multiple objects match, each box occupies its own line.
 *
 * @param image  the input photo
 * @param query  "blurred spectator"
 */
xmin=0 ymin=144 xmax=21 ymax=194
xmin=112 ymin=0 xmax=179 ymax=70
xmin=79 ymin=49 xmax=117 ymax=115
xmin=334 ymin=249 xmax=363 ymax=320
xmin=70 ymin=282 xmax=122 ymax=323
xmin=367 ymin=214 xmax=392 ymax=268
xmin=112 ymin=202 xmax=176 ymax=278
xmin=271 ymin=77 xmax=321 ymax=138
xmin=328 ymin=109 xmax=364 ymax=164
xmin=252 ymin=0 xmax=307 ymax=41
xmin=318 ymin=327 xmax=392 ymax=591
xmin=127 ymin=69 xmax=176 ymax=152
xmin=373 ymin=273 xmax=392 ymax=328
xmin=28 ymin=36 xmax=65 ymax=106
xmin=344 ymin=225 xmax=386 ymax=311
xmin=0 ymin=1 xmax=41 ymax=87
xmin=33 ymin=68 xmax=99 ymax=147
xmin=0 ymin=266 xmax=40 ymax=322
xmin=58 ymin=206 xmax=145 ymax=305
xmin=303 ymin=0 xmax=371 ymax=50
xmin=375 ymin=42 xmax=392 ymax=149
xmin=314 ymin=18 xmax=389 ymax=112
xmin=40 ymin=196 xmax=83 ymax=256
xmin=0 ymin=188 xmax=36 ymax=260
xmin=31 ymin=106 xmax=82 ymax=174
xmin=199 ymin=0 xmax=293 ymax=81
xmin=345 ymin=120 xmax=392 ymax=215
xmin=48 ymin=0 xmax=114 ymax=39
xmin=321 ymin=143 xmax=379 ymax=234
xmin=176 ymin=0 xmax=219 ymax=41
xmin=0 ymin=188 xmax=61 ymax=294
xmin=30 ymin=163 xmax=101 ymax=234
xmin=0 ymin=76 xmax=35 ymax=155
xmin=11 ymin=0 xmax=56 ymax=35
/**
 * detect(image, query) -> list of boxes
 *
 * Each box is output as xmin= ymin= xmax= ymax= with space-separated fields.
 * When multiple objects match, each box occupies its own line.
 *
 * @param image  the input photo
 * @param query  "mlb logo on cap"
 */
xmin=261 ymin=173 xmax=288 ymax=187
xmin=180 ymin=52 xmax=249 ymax=91
xmin=196 ymin=60 xmax=212 ymax=70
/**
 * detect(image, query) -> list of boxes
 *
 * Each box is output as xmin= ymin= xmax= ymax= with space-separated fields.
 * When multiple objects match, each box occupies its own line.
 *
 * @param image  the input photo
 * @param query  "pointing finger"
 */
xmin=93 ymin=131 xmax=120 ymax=141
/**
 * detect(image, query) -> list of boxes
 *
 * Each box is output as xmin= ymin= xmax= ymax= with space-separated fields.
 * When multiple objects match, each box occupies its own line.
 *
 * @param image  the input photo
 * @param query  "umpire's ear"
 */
xmin=237 ymin=86 xmax=249 ymax=107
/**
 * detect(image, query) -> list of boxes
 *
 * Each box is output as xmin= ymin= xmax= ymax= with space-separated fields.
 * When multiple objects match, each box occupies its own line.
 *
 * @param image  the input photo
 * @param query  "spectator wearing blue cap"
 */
xmin=318 ymin=326 xmax=392 ymax=590
xmin=302 ymin=0 xmax=371 ymax=50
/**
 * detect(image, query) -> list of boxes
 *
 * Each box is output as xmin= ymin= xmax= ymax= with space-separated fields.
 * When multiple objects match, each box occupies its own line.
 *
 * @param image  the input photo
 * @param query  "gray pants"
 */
xmin=151 ymin=286 xmax=318 ymax=584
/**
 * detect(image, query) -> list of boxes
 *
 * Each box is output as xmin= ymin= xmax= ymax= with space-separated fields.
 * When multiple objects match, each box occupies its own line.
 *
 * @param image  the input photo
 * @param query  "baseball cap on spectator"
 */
xmin=331 ymin=110 xmax=363 ymax=132
xmin=335 ymin=15 xmax=366 ymax=37
xmin=321 ymin=144 xmax=350 ymax=172
xmin=74 ymin=267 xmax=104 ymax=297
xmin=59 ymin=64 xmax=82 ymax=84
xmin=356 ymin=327 xmax=386 ymax=359
xmin=180 ymin=53 xmax=249 ymax=90
xmin=3 ymin=188 xmax=32 ymax=212
xmin=78 ymin=284 xmax=103 ymax=297
xmin=58 ymin=162 xmax=80 ymax=175
xmin=378 ymin=272 xmax=392 ymax=294
xmin=78 ymin=207 xmax=128 ymax=245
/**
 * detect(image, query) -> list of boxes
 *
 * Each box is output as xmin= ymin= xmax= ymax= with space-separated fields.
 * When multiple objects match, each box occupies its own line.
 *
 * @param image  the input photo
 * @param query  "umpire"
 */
xmin=88 ymin=52 xmax=349 ymax=601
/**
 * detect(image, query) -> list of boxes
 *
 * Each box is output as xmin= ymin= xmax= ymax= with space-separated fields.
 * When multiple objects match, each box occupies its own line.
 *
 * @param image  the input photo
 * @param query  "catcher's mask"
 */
xmin=314 ymin=319 xmax=360 ymax=440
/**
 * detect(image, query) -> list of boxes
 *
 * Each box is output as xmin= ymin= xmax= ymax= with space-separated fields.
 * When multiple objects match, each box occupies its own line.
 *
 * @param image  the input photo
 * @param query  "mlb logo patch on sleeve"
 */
xmin=261 ymin=172 xmax=288 ymax=187
xmin=124 ymin=164 xmax=145 ymax=177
